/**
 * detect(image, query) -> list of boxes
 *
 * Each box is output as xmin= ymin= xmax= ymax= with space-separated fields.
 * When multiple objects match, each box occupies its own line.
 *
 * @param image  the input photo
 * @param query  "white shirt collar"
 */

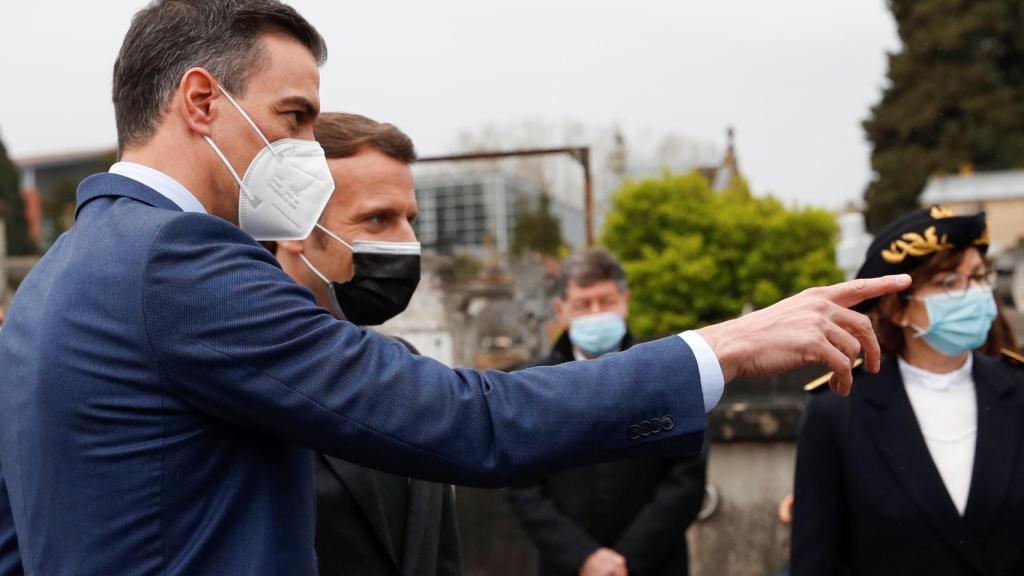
xmin=898 ymin=354 xmax=974 ymax=391
xmin=108 ymin=162 xmax=207 ymax=214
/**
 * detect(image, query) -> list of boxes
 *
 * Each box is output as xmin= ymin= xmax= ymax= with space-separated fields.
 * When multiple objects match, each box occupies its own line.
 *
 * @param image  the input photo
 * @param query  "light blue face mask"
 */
xmin=568 ymin=312 xmax=627 ymax=357
xmin=909 ymin=285 xmax=997 ymax=357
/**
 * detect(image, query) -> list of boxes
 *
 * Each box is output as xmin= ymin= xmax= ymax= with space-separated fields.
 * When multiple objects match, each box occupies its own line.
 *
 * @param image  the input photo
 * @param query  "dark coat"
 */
xmin=507 ymin=332 xmax=708 ymax=576
xmin=792 ymin=353 xmax=1024 ymax=576
xmin=315 ymin=336 xmax=461 ymax=576
xmin=315 ymin=455 xmax=461 ymax=576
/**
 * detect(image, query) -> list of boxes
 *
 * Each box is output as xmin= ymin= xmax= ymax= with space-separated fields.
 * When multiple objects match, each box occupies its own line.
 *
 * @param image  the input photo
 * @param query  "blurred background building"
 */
xmin=413 ymin=172 xmax=585 ymax=262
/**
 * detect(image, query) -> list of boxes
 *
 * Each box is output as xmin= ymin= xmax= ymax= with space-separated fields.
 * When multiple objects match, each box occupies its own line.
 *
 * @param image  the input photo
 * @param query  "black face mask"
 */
xmin=301 ymin=226 xmax=421 ymax=326
xmin=327 ymin=250 xmax=420 ymax=326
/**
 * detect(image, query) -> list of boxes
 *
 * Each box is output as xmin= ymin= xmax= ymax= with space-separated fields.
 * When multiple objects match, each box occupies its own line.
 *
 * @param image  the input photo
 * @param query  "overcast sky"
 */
xmin=0 ymin=0 xmax=899 ymax=209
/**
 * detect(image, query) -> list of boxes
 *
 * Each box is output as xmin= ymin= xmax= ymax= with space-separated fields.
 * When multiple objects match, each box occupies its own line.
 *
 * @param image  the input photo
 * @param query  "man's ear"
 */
xmin=278 ymin=239 xmax=305 ymax=255
xmin=622 ymin=288 xmax=632 ymax=320
xmin=179 ymin=67 xmax=219 ymax=138
xmin=553 ymin=298 xmax=570 ymax=328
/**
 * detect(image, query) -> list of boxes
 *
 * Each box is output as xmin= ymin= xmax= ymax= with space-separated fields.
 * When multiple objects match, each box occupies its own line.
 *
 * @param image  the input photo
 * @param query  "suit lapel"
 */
xmin=963 ymin=354 xmax=1021 ymax=545
xmin=858 ymin=359 xmax=988 ymax=574
xmin=321 ymin=455 xmax=400 ymax=568
xmin=399 ymin=481 xmax=444 ymax=576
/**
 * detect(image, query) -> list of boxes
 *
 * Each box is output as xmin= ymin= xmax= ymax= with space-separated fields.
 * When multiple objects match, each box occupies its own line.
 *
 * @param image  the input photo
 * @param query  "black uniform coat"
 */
xmin=315 ymin=336 xmax=462 ymax=576
xmin=314 ymin=456 xmax=461 ymax=576
xmin=507 ymin=332 xmax=707 ymax=576
xmin=792 ymin=353 xmax=1024 ymax=576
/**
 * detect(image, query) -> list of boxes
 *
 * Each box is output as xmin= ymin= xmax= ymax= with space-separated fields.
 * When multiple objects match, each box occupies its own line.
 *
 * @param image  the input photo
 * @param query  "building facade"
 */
xmin=412 ymin=172 xmax=585 ymax=261
xmin=920 ymin=169 xmax=1024 ymax=249
xmin=14 ymin=148 xmax=117 ymax=249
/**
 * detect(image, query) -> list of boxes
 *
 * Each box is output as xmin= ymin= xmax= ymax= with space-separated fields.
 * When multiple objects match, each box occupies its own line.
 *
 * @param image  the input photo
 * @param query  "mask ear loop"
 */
xmin=298 ymin=253 xmax=331 ymax=285
xmin=297 ymin=253 xmax=350 ymax=322
xmin=202 ymin=84 xmax=278 ymax=207
xmin=216 ymin=86 xmax=279 ymax=158
xmin=315 ymin=223 xmax=355 ymax=252
xmin=314 ymin=223 xmax=359 ymax=282
xmin=302 ymin=224 xmax=357 ymax=283
xmin=899 ymin=293 xmax=932 ymax=338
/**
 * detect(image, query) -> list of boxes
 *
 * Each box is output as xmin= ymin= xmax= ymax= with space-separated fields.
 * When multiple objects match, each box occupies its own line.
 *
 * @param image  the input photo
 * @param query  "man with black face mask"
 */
xmin=268 ymin=112 xmax=460 ymax=576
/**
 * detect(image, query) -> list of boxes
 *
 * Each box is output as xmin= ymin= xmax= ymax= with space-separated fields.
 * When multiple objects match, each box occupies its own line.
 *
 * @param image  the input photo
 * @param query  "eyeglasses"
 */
xmin=912 ymin=269 xmax=997 ymax=299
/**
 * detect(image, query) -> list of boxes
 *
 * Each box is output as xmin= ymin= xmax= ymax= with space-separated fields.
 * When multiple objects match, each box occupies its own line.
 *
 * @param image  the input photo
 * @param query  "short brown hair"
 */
xmin=314 ymin=113 xmax=416 ymax=163
xmin=870 ymin=248 xmax=1014 ymax=356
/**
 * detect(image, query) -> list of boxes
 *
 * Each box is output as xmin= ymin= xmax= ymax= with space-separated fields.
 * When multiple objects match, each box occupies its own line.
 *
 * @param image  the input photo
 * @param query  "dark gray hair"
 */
xmin=555 ymin=248 xmax=629 ymax=299
xmin=112 ymin=0 xmax=327 ymax=150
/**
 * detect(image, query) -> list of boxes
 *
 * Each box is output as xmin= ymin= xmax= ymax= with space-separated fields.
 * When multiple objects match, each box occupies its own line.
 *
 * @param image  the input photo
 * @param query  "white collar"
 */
xmin=108 ymin=162 xmax=207 ymax=214
xmin=898 ymin=354 xmax=974 ymax=391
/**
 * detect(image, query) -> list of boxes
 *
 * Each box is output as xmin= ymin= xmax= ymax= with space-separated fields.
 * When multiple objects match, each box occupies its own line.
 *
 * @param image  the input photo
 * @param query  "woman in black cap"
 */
xmin=791 ymin=206 xmax=1023 ymax=576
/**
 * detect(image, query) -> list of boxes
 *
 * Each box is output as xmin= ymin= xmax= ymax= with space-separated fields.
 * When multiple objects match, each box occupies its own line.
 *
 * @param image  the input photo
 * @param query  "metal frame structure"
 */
xmin=417 ymin=146 xmax=594 ymax=246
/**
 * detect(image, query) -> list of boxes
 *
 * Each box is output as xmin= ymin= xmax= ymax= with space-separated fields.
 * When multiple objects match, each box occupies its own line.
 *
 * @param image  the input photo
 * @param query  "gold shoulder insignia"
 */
xmin=930 ymin=206 xmax=955 ymax=219
xmin=805 ymin=357 xmax=865 ymax=392
xmin=1001 ymin=348 xmax=1024 ymax=367
xmin=881 ymin=226 xmax=953 ymax=264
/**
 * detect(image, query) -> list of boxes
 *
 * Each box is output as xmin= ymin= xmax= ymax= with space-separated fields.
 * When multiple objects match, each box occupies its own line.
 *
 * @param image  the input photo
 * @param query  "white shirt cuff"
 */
xmin=679 ymin=331 xmax=725 ymax=413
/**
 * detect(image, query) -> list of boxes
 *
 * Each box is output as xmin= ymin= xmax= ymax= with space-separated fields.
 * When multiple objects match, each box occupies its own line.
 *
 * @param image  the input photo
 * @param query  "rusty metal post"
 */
xmin=579 ymin=148 xmax=594 ymax=246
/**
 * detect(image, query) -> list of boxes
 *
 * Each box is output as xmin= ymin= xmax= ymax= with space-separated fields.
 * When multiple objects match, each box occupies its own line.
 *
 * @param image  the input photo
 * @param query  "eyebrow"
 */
xmin=355 ymin=205 xmax=418 ymax=220
xmin=276 ymin=95 xmax=319 ymax=116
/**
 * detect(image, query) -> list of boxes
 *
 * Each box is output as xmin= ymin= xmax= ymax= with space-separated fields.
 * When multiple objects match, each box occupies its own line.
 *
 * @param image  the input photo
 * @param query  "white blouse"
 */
xmin=899 ymin=355 xmax=977 ymax=516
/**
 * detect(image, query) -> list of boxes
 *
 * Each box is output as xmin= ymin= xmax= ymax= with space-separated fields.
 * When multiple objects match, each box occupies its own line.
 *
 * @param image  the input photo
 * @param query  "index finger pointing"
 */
xmin=815 ymin=274 xmax=912 ymax=309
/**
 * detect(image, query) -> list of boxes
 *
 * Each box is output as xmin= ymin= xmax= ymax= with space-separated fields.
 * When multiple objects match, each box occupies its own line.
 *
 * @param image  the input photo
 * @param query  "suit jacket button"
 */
xmin=639 ymin=420 xmax=652 ymax=436
xmin=649 ymin=418 xmax=663 ymax=434
xmin=661 ymin=416 xmax=674 ymax=430
xmin=627 ymin=425 xmax=642 ymax=440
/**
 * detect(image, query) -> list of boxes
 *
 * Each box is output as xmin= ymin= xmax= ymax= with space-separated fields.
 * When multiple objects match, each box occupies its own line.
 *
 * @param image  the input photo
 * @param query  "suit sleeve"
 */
xmin=505 ymin=480 xmax=602 ymax=573
xmin=142 ymin=215 xmax=707 ymax=487
xmin=614 ymin=440 xmax=708 ymax=573
xmin=0 ymin=461 xmax=23 ymax=576
xmin=791 ymin=393 xmax=848 ymax=576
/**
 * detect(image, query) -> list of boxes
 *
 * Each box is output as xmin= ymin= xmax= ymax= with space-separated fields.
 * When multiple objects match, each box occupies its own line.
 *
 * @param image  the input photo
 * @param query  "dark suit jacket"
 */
xmin=507 ymin=333 xmax=708 ymax=576
xmin=315 ymin=454 xmax=461 ymax=576
xmin=316 ymin=337 xmax=460 ymax=576
xmin=0 ymin=174 xmax=707 ymax=575
xmin=792 ymin=353 xmax=1024 ymax=576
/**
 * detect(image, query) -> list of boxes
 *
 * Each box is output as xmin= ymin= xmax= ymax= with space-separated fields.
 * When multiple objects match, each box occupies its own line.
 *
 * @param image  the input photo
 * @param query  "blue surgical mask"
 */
xmin=909 ymin=285 xmax=997 ymax=357
xmin=568 ymin=312 xmax=627 ymax=357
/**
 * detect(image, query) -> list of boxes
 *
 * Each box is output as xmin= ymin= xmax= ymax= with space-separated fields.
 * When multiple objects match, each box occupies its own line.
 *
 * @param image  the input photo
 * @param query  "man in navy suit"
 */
xmin=0 ymin=1 xmax=906 ymax=574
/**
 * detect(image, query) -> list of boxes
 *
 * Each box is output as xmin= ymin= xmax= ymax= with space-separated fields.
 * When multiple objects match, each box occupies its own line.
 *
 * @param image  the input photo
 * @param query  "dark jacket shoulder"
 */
xmin=520 ymin=331 xmax=637 ymax=370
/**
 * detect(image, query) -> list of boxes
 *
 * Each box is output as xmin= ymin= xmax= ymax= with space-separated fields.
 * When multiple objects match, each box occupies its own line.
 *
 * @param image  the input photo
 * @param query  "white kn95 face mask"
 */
xmin=203 ymin=85 xmax=334 ymax=241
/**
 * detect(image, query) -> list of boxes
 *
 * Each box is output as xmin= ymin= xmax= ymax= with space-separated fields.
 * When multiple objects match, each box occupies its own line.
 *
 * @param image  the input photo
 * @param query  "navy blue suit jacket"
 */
xmin=0 ymin=173 xmax=706 ymax=575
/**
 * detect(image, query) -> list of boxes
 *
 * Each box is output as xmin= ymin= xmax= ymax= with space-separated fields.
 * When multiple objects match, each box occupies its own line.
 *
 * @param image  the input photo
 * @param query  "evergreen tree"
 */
xmin=0 ymin=136 xmax=34 ymax=255
xmin=864 ymin=0 xmax=1024 ymax=230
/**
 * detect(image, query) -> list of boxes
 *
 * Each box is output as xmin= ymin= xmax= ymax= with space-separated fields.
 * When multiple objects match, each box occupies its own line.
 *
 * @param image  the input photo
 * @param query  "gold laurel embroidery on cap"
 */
xmin=930 ymin=206 xmax=955 ymax=219
xmin=880 ymin=226 xmax=953 ymax=264
xmin=973 ymin=223 xmax=991 ymax=246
